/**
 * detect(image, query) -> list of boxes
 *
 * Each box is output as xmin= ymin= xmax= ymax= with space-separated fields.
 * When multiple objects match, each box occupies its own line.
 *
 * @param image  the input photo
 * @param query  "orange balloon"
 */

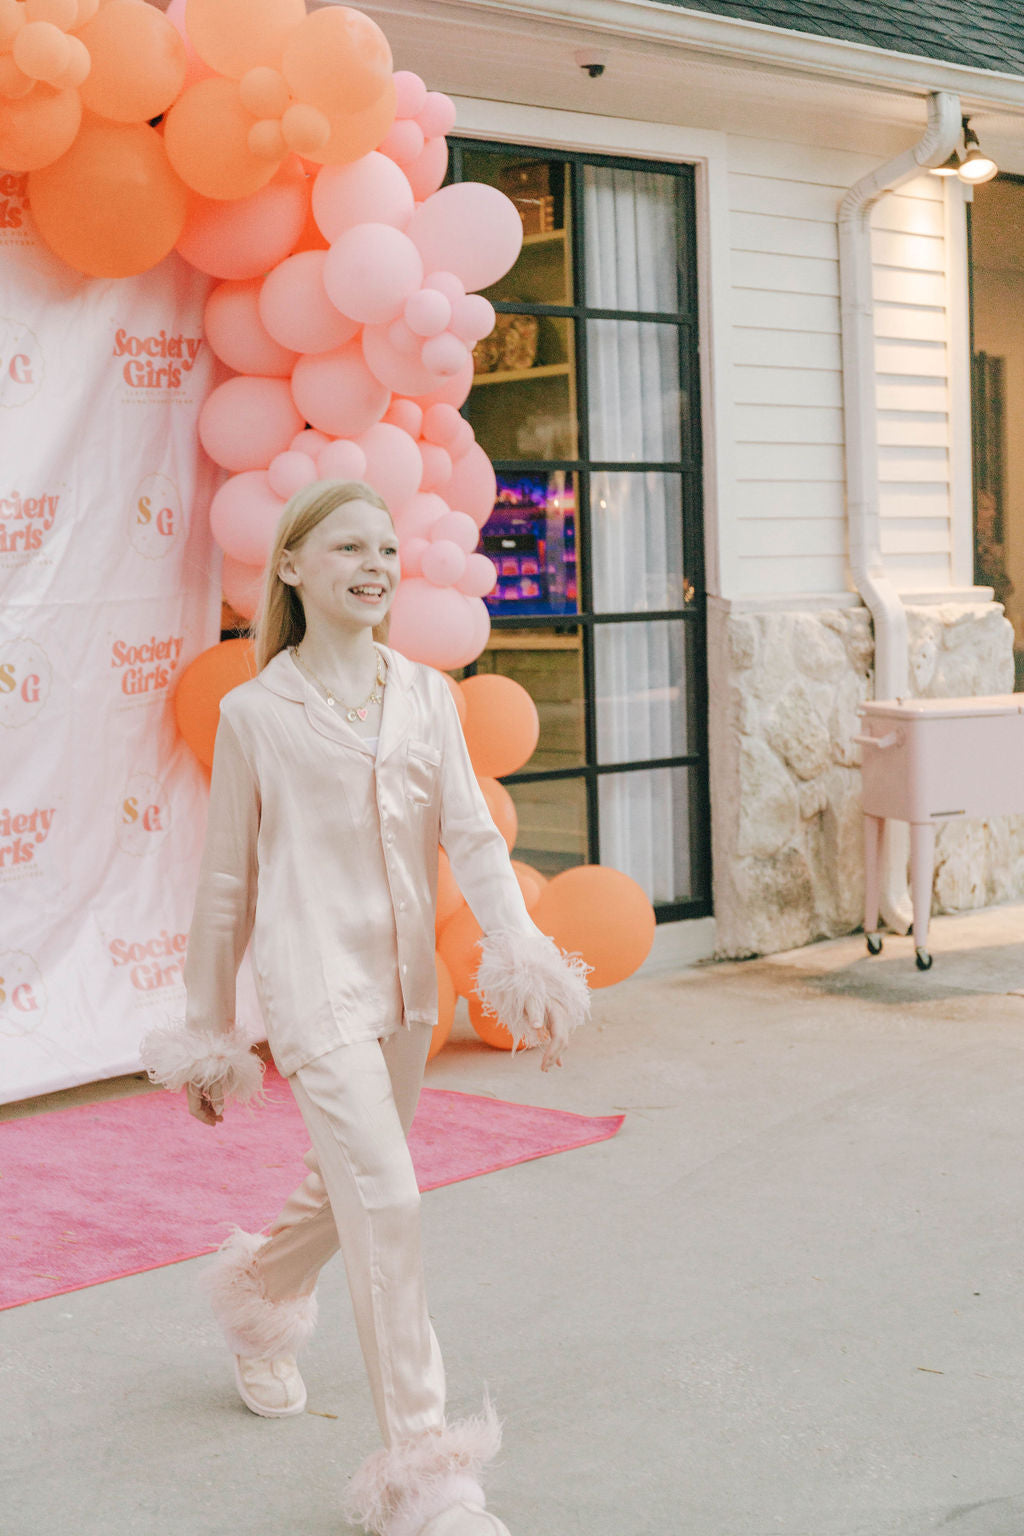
xmin=510 ymin=859 xmax=546 ymax=911
xmin=436 ymin=847 xmax=464 ymax=932
xmin=429 ymin=953 xmax=455 ymax=1060
xmin=478 ymin=776 xmax=517 ymax=851
xmin=315 ymin=77 xmax=396 ymax=169
xmin=28 ymin=117 xmax=188 ymax=277
xmin=439 ymin=670 xmax=467 ymax=725
xmin=26 ymin=0 xmax=77 ymax=27
xmin=0 ymin=0 xmax=25 ymax=47
xmin=460 ymin=673 xmax=539 ymax=777
xmin=12 ymin=21 xmax=69 ymax=85
xmin=437 ymin=904 xmax=482 ymax=998
xmin=173 ymin=638 xmax=257 ymax=767
xmin=532 ymin=865 xmax=655 ymax=989
xmin=289 ymin=180 xmax=328 ymax=254
xmin=186 ymin=0 xmax=306 ymax=79
xmin=282 ymin=7 xmax=391 ymax=116
xmin=164 ymin=76 xmax=278 ymax=200
xmin=467 ymin=990 xmax=515 ymax=1052
xmin=77 ymin=0 xmax=185 ymax=123
xmin=0 ymin=84 xmax=80 ymax=171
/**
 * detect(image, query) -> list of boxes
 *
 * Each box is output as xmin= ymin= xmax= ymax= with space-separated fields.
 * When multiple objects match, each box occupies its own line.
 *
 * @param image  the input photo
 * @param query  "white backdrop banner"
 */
xmin=0 ymin=170 xmax=224 ymax=1104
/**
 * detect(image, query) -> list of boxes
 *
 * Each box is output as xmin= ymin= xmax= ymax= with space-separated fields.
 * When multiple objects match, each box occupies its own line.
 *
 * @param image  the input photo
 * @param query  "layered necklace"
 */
xmin=291 ymin=645 xmax=386 ymax=723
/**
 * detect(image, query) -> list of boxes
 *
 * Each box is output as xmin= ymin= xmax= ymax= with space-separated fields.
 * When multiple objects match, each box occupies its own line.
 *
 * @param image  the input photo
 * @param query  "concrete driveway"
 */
xmin=2 ymin=904 xmax=1024 ymax=1536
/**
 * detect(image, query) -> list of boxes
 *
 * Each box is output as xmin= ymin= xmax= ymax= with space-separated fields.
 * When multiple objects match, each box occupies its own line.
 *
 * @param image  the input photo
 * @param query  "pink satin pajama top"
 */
xmin=183 ymin=646 xmax=539 ymax=1077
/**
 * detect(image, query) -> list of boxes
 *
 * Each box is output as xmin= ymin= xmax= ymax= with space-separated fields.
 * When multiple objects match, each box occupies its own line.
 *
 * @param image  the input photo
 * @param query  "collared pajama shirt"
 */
xmin=184 ymin=645 xmax=540 ymax=1078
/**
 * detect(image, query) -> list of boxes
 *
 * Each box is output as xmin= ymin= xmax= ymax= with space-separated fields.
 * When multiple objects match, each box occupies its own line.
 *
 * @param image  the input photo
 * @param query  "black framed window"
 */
xmin=450 ymin=141 xmax=710 ymax=921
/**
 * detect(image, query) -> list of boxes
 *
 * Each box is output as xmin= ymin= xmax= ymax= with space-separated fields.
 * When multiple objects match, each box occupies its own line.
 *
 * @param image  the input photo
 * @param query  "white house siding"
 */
xmin=726 ymin=136 xmax=955 ymax=599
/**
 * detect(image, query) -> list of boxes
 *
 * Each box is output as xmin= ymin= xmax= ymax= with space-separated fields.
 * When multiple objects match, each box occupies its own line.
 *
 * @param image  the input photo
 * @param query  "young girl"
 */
xmin=142 ymin=480 xmax=590 ymax=1536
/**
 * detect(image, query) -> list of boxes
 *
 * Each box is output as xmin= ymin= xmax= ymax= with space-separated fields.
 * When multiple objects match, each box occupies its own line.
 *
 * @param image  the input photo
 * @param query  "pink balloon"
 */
xmin=417 ymin=92 xmax=457 ymax=139
xmin=291 ymin=340 xmax=391 ymax=438
xmin=450 ymin=418 xmax=475 ymax=456
xmin=394 ymin=491 xmax=448 ymax=541
xmin=404 ymin=287 xmax=450 ymax=338
xmin=392 ymin=70 xmax=427 ymax=118
xmin=408 ymin=184 xmax=523 ymax=293
xmin=464 ymin=594 xmax=491 ymax=660
xmin=387 ymin=578 xmax=484 ymax=670
xmin=445 ymin=442 xmax=497 ymax=526
xmin=210 ymin=471 xmax=286 ymax=566
xmin=418 ymin=442 xmax=452 ymax=492
xmin=384 ymin=399 xmax=423 ymax=437
xmin=406 ymin=136 xmax=448 ymax=202
xmin=291 ymin=428 xmax=331 ymax=457
xmin=451 ymin=293 xmax=496 ymax=344
xmin=323 ymin=224 xmax=423 ymax=325
xmin=176 ymin=157 xmax=309 ymax=280
xmin=456 ymin=551 xmax=498 ymax=598
xmin=380 ymin=119 xmax=424 ymax=167
xmin=420 ymin=332 xmax=468 ymax=378
xmin=421 ymin=539 xmax=466 ymax=587
xmin=268 ymin=450 xmax=318 ymax=499
xmin=312 ymin=152 xmax=414 ymax=242
xmin=199 ymin=377 xmax=304 ymax=472
xmin=387 ymin=318 xmax=420 ymax=356
xmin=399 ymin=535 xmax=428 ymax=576
xmin=424 ymin=270 xmax=465 ymax=304
xmin=357 ymin=422 xmax=422 ymax=510
xmin=431 ymin=510 xmax=478 ymax=552
xmin=316 ymin=439 xmax=368 ymax=481
xmin=422 ymin=403 xmax=463 ymax=447
xmin=222 ymin=553 xmax=267 ymax=622
xmin=416 ymin=358 xmax=475 ymax=411
xmin=204 ymin=279 xmax=298 ymax=378
xmin=363 ymin=320 xmax=450 ymax=396
xmin=259 ymin=250 xmax=359 ymax=355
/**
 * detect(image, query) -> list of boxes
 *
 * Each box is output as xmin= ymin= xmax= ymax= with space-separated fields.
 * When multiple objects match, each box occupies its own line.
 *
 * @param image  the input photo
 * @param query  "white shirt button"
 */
xmin=398 ymin=900 xmax=406 ymax=911
xmin=386 ymin=834 xmax=394 ymax=846
xmin=401 ymin=963 xmax=408 ymax=974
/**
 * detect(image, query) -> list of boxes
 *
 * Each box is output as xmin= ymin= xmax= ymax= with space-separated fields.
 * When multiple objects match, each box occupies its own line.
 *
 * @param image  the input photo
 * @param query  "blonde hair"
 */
xmin=252 ymin=479 xmax=393 ymax=671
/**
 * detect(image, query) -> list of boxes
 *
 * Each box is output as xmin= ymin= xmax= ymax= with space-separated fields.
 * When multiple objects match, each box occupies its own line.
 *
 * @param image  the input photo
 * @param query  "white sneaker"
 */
xmin=417 ymin=1504 xmax=511 ymax=1536
xmin=232 ymin=1352 xmax=307 ymax=1418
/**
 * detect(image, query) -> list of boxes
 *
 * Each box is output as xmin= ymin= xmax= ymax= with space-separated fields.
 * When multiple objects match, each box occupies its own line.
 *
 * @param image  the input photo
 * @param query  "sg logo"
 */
xmin=0 ymin=317 xmax=43 ymax=409
xmin=129 ymin=473 xmax=186 ymax=561
xmin=0 ymin=638 xmax=51 ymax=729
xmin=117 ymin=773 xmax=172 ymax=857
xmin=0 ymin=951 xmax=46 ymax=1037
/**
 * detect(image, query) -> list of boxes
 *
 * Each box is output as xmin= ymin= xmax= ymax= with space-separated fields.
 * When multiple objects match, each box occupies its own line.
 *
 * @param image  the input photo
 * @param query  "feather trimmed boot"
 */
xmin=343 ymin=1402 xmax=512 ymax=1536
xmin=204 ymin=1228 xmax=318 ymax=1419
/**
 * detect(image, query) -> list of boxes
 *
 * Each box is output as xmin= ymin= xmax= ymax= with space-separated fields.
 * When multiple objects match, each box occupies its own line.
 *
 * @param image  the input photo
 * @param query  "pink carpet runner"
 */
xmin=0 ymin=1070 xmax=623 ymax=1310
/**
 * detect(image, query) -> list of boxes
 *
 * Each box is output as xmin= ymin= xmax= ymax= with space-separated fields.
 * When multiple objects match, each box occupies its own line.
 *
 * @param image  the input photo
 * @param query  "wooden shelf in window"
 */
xmin=522 ymin=229 xmax=567 ymax=247
xmin=484 ymin=632 xmax=580 ymax=651
xmin=472 ymin=362 xmax=571 ymax=387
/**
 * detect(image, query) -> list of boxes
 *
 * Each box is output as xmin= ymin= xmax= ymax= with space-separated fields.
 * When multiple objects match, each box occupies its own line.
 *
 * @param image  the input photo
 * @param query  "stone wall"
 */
xmin=708 ymin=598 xmax=1024 ymax=958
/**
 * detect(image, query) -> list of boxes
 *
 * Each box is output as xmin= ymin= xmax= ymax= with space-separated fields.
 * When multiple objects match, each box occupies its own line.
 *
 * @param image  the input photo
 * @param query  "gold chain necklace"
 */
xmin=291 ymin=645 xmax=386 ymax=723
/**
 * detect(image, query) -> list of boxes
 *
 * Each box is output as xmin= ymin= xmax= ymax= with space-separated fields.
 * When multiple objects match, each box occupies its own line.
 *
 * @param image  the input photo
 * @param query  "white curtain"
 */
xmin=584 ymin=165 xmax=691 ymax=904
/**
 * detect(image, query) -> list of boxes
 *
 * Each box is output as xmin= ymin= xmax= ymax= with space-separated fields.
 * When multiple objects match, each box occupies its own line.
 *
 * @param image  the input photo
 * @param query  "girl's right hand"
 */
xmin=187 ymin=1082 xmax=225 ymax=1125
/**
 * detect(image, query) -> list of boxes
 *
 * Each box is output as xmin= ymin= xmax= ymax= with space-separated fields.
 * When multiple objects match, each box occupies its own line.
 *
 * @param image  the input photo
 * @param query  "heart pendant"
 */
xmin=357 ymin=707 xmax=368 ymax=720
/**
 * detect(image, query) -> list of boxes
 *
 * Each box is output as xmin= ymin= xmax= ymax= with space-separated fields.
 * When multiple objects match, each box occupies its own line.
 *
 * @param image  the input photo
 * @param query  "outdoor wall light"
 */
xmin=930 ymin=118 xmax=999 ymax=183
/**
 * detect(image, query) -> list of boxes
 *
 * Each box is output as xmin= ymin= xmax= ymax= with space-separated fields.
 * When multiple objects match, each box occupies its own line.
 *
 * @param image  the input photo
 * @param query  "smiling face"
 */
xmin=277 ymin=499 xmax=400 ymax=632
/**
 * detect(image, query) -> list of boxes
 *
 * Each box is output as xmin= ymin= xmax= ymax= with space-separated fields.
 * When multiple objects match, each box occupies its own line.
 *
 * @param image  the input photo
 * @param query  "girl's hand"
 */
xmin=187 ymin=1082 xmax=225 ymax=1125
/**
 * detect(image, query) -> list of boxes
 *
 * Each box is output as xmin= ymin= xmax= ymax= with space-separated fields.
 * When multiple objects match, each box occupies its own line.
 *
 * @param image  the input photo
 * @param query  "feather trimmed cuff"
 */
xmin=344 ymin=1403 xmax=500 ymax=1536
xmin=475 ymin=927 xmax=591 ymax=1049
xmin=204 ymin=1228 xmax=318 ymax=1358
xmin=139 ymin=1020 xmax=265 ymax=1105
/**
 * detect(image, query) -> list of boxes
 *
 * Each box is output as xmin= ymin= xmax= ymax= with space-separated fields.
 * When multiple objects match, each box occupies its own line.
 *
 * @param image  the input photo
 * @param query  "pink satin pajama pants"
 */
xmin=254 ymin=1023 xmax=447 ymax=1447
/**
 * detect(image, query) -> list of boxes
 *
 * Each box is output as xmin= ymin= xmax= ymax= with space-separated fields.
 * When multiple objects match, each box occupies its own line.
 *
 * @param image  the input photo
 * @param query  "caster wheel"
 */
xmin=915 ymin=948 xmax=933 ymax=972
xmin=866 ymin=933 xmax=883 ymax=956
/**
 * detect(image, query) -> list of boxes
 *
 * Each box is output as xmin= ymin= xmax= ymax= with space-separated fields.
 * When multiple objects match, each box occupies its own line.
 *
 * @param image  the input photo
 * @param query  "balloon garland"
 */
xmin=7 ymin=0 xmax=657 ymax=1049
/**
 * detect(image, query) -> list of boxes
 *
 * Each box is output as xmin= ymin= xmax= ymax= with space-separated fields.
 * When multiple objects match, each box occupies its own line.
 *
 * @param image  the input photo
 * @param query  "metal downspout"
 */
xmin=838 ymin=90 xmax=961 ymax=933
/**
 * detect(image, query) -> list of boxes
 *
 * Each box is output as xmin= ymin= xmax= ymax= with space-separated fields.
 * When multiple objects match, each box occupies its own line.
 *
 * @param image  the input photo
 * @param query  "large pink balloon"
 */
xmin=210 ymin=471 xmax=286 ymax=566
xmin=421 ymin=540 xmax=466 ymax=587
xmin=258 ymin=249 xmax=358 ymax=355
xmin=323 ymin=224 xmax=423 ymax=325
xmin=205 ymin=279 xmax=298 ymax=377
xmin=356 ymin=422 xmax=422 ymax=511
xmin=445 ymin=443 xmax=497 ymax=527
xmin=312 ymin=152 xmax=414 ymax=242
xmin=199 ymin=376 xmax=304 ymax=472
xmin=222 ymin=553 xmax=266 ymax=622
xmin=291 ymin=340 xmax=391 ymax=438
xmin=388 ymin=579 xmax=487 ymax=670
xmin=407 ymin=184 xmax=522 ymax=293
xmin=393 ymin=491 xmax=449 ymax=542
xmin=416 ymin=358 xmax=475 ymax=411
xmin=457 ymin=552 xmax=498 ymax=597
xmin=176 ymin=157 xmax=309 ymax=279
